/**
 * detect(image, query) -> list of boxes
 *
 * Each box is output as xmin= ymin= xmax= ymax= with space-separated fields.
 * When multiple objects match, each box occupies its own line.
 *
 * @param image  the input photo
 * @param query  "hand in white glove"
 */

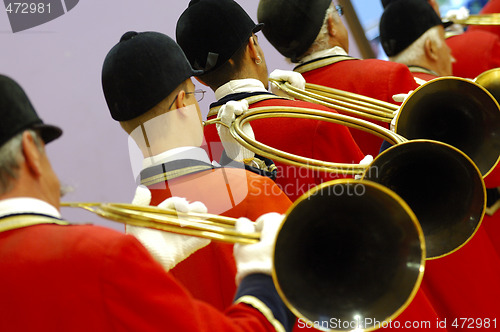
xmin=392 ymin=90 xmax=413 ymax=104
xmin=354 ymin=155 xmax=373 ymax=180
xmin=233 ymin=212 xmax=285 ymax=285
xmin=216 ymin=100 xmax=255 ymax=162
xmin=443 ymin=7 xmax=468 ymax=35
xmin=131 ymin=185 xmax=152 ymax=206
xmin=391 ymin=90 xmax=413 ymax=132
xmin=269 ymin=69 xmax=306 ymax=98
xmin=444 ymin=6 xmax=470 ymax=21
xmin=128 ymin=189 xmax=210 ymax=271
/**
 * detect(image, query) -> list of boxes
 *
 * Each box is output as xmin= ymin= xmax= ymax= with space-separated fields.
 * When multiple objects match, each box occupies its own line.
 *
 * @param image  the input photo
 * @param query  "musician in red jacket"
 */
xmin=101 ymin=31 xmax=293 ymax=312
xmin=176 ymin=0 xmax=442 ymax=330
xmin=379 ymin=0 xmax=453 ymax=83
xmin=379 ymin=0 xmax=500 ymax=183
xmin=176 ymin=0 xmax=366 ymax=203
xmin=380 ymin=0 xmax=500 ymax=257
xmin=0 ymin=74 xmax=293 ymax=332
xmin=460 ymin=0 xmax=500 ymax=259
xmin=382 ymin=0 xmax=500 ymax=79
xmin=257 ymin=0 xmax=420 ymax=157
xmin=381 ymin=0 xmax=500 ymax=322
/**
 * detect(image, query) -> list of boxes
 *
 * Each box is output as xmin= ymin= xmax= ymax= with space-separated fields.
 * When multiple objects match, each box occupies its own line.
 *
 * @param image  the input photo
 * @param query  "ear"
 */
xmin=424 ymin=38 xmax=438 ymax=61
xmin=21 ymin=131 xmax=43 ymax=177
xmin=247 ymin=36 xmax=260 ymax=62
xmin=327 ymin=13 xmax=336 ymax=37
xmin=175 ymin=89 xmax=187 ymax=110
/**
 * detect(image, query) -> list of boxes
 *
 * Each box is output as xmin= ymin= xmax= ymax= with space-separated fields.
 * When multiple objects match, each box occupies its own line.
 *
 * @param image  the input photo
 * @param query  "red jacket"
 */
xmin=0 ymin=220 xmax=288 ymax=332
xmin=483 ymin=205 xmax=500 ymax=258
xmin=294 ymin=56 xmax=419 ymax=156
xmin=205 ymin=93 xmax=365 ymax=202
xmin=407 ymin=66 xmax=440 ymax=82
xmin=140 ymin=160 xmax=292 ymax=312
xmin=420 ymin=224 xmax=500 ymax=324
xmin=446 ymin=30 xmax=500 ymax=79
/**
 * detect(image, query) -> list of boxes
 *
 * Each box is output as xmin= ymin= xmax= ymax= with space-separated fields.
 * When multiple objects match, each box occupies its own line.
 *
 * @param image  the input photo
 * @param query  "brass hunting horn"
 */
xmin=444 ymin=13 xmax=500 ymax=26
xmin=204 ymin=105 xmax=406 ymax=175
xmin=62 ymin=179 xmax=425 ymax=332
xmin=270 ymin=76 xmax=500 ymax=177
xmin=363 ymin=140 xmax=485 ymax=259
xmin=204 ymin=105 xmax=485 ymax=258
xmin=474 ymin=68 xmax=500 ymax=104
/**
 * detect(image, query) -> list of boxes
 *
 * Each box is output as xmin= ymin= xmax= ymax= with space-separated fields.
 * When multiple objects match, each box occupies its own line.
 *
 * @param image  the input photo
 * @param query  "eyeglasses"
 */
xmin=335 ymin=4 xmax=343 ymax=16
xmin=188 ymin=89 xmax=206 ymax=102
xmin=168 ymin=89 xmax=206 ymax=110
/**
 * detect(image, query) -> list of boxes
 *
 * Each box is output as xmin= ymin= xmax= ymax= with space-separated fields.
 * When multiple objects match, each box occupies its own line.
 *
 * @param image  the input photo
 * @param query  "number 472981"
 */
xmin=452 ymin=318 xmax=496 ymax=329
xmin=5 ymin=2 xmax=51 ymax=14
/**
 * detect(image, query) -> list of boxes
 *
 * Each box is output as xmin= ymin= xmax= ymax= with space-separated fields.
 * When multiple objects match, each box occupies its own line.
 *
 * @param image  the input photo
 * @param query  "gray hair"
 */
xmin=389 ymin=26 xmax=444 ymax=65
xmin=0 ymin=129 xmax=43 ymax=195
xmin=294 ymin=3 xmax=336 ymax=62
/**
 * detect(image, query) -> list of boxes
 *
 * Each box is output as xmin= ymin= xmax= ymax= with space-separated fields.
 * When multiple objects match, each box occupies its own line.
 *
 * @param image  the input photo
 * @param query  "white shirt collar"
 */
xmin=214 ymin=78 xmax=268 ymax=101
xmin=142 ymin=146 xmax=212 ymax=169
xmin=0 ymin=197 xmax=61 ymax=219
xmin=299 ymin=46 xmax=348 ymax=64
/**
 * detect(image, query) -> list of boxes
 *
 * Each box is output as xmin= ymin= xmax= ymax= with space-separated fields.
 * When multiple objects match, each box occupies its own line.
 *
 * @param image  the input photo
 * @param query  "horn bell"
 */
xmin=474 ymin=68 xmax=500 ymax=106
xmin=395 ymin=77 xmax=500 ymax=177
xmin=363 ymin=140 xmax=486 ymax=259
xmin=273 ymin=179 xmax=425 ymax=331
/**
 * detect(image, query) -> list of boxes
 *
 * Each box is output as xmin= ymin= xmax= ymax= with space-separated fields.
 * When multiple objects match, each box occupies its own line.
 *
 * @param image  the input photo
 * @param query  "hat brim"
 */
xmin=33 ymin=123 xmax=63 ymax=144
xmin=442 ymin=20 xmax=454 ymax=29
xmin=195 ymin=23 xmax=265 ymax=77
xmin=253 ymin=23 xmax=264 ymax=33
xmin=192 ymin=69 xmax=204 ymax=76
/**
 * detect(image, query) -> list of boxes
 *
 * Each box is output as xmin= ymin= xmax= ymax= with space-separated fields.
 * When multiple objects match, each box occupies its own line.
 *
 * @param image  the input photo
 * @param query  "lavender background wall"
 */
xmin=0 ymin=1 xmax=361 ymax=231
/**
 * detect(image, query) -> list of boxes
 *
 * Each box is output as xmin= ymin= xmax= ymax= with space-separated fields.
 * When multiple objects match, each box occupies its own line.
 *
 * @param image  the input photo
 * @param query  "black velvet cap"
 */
xmin=176 ymin=0 xmax=263 ymax=74
xmin=0 ymin=75 xmax=62 ymax=147
xmin=380 ymin=0 xmax=431 ymax=8
xmin=258 ymin=0 xmax=331 ymax=62
xmin=380 ymin=0 xmax=452 ymax=57
xmin=381 ymin=0 xmax=397 ymax=8
xmin=101 ymin=31 xmax=203 ymax=122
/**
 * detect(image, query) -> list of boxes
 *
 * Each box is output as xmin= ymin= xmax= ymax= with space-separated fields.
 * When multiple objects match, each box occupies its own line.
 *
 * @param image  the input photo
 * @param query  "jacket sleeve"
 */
xmin=386 ymin=61 xmax=420 ymax=98
xmin=100 ymin=233 xmax=291 ymax=332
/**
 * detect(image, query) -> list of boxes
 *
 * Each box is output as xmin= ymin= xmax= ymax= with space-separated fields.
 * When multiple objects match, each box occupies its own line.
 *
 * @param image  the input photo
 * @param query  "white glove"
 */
xmin=131 ymin=185 xmax=152 ymax=206
xmin=128 ymin=189 xmax=210 ymax=271
xmin=233 ymin=212 xmax=284 ymax=285
xmin=444 ymin=6 xmax=470 ymax=21
xmin=390 ymin=109 xmax=400 ymax=132
xmin=216 ymin=100 xmax=255 ymax=162
xmin=391 ymin=90 xmax=413 ymax=103
xmin=443 ymin=7 xmax=469 ymax=35
xmin=391 ymin=90 xmax=413 ymax=132
xmin=269 ymin=69 xmax=306 ymax=98
xmin=355 ymin=154 xmax=373 ymax=180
